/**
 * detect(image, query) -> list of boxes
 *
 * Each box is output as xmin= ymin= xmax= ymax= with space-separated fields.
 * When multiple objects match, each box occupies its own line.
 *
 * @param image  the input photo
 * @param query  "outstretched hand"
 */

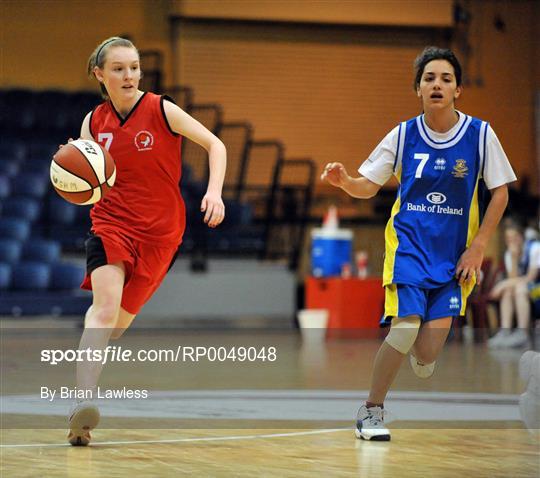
xmin=201 ymin=192 xmax=225 ymax=228
xmin=321 ymin=162 xmax=349 ymax=188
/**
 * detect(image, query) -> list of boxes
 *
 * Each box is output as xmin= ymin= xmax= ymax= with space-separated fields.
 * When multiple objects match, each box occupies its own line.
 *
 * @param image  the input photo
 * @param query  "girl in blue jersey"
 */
xmin=488 ymin=220 xmax=540 ymax=348
xmin=322 ymin=46 xmax=516 ymax=441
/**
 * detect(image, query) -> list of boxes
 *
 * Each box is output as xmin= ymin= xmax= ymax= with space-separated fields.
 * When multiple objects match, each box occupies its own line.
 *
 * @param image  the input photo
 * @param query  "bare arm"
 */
xmin=80 ymin=112 xmax=93 ymax=140
xmin=57 ymin=112 xmax=93 ymax=149
xmin=456 ymin=184 xmax=509 ymax=285
xmin=321 ymin=162 xmax=382 ymax=198
xmin=163 ymin=100 xmax=226 ymax=228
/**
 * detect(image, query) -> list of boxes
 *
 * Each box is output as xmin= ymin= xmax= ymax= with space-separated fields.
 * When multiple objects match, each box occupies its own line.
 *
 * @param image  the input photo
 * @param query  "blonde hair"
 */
xmin=87 ymin=37 xmax=139 ymax=98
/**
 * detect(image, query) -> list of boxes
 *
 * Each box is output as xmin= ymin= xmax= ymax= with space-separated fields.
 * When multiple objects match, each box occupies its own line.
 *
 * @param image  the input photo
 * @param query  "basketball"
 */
xmin=50 ymin=139 xmax=116 ymax=205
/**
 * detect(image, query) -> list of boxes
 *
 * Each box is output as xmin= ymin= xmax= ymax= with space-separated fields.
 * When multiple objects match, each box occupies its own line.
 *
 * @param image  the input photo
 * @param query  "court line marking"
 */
xmin=0 ymin=427 xmax=349 ymax=449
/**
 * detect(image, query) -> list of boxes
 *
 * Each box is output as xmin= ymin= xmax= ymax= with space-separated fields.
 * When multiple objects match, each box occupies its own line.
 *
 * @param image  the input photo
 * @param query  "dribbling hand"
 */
xmin=321 ymin=162 xmax=348 ymax=188
xmin=201 ymin=192 xmax=225 ymax=228
xmin=58 ymin=138 xmax=74 ymax=150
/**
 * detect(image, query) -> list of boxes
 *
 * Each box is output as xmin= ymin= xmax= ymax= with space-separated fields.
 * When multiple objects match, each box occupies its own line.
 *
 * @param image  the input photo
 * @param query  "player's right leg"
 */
xmin=356 ymin=284 xmax=425 ymax=441
xmin=69 ymin=262 xmax=125 ymax=446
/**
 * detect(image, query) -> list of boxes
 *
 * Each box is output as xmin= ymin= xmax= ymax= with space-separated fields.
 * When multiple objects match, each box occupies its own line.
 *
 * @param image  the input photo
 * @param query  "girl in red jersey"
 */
xmin=67 ymin=37 xmax=226 ymax=446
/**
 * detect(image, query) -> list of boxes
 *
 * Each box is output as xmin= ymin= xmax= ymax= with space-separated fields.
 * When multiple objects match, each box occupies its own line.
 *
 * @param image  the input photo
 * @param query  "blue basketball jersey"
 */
xmin=383 ymin=114 xmax=488 ymax=288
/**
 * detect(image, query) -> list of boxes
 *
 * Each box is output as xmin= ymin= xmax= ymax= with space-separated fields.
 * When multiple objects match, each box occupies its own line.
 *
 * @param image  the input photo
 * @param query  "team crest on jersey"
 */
xmin=134 ymin=130 xmax=154 ymax=151
xmin=452 ymin=159 xmax=468 ymax=178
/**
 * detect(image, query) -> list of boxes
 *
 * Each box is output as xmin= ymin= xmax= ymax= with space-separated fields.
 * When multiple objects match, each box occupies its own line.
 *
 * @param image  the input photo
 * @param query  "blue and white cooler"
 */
xmin=311 ymin=228 xmax=353 ymax=277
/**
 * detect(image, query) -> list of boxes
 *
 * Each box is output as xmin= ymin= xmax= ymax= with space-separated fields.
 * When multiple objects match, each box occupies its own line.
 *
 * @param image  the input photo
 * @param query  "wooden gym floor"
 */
xmin=1 ymin=326 xmax=538 ymax=477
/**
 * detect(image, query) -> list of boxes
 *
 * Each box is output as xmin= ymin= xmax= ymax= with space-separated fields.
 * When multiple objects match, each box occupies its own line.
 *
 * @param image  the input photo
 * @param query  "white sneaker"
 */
xmin=487 ymin=329 xmax=511 ymax=349
xmin=68 ymin=400 xmax=100 ymax=446
xmin=499 ymin=330 xmax=529 ymax=349
xmin=409 ymin=354 xmax=435 ymax=378
xmin=355 ymin=405 xmax=390 ymax=441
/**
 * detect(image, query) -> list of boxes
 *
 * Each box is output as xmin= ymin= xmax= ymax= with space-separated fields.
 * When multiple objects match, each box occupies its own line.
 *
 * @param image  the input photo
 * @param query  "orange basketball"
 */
xmin=50 ymin=139 xmax=116 ymax=205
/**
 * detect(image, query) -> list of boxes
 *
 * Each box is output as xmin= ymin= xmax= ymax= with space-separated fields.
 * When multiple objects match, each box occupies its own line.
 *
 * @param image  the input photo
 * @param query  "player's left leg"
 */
xmin=409 ymin=279 xmax=471 ymax=378
xmin=70 ymin=262 xmax=125 ymax=446
xmin=410 ymin=317 xmax=452 ymax=378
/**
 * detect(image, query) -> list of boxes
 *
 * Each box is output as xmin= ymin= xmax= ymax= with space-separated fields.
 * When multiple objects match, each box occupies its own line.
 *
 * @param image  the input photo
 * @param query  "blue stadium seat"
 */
xmin=48 ymin=196 xmax=77 ymax=225
xmin=47 ymin=201 xmax=91 ymax=250
xmin=0 ymin=262 xmax=11 ymax=289
xmin=0 ymin=218 xmax=30 ymax=241
xmin=2 ymin=197 xmax=41 ymax=222
xmin=0 ymin=175 xmax=10 ymax=199
xmin=14 ymin=173 xmax=48 ymax=198
xmin=223 ymin=199 xmax=253 ymax=227
xmin=22 ymin=239 xmax=61 ymax=263
xmin=68 ymin=92 xmax=101 ymax=133
xmin=12 ymin=261 xmax=50 ymax=290
xmin=21 ymin=159 xmax=50 ymax=179
xmin=0 ymin=141 xmax=27 ymax=162
xmin=34 ymin=92 xmax=71 ymax=135
xmin=0 ymin=159 xmax=20 ymax=177
xmin=51 ymin=261 xmax=85 ymax=290
xmin=27 ymin=141 xmax=58 ymax=163
xmin=1 ymin=89 xmax=37 ymax=134
xmin=0 ymin=239 xmax=22 ymax=264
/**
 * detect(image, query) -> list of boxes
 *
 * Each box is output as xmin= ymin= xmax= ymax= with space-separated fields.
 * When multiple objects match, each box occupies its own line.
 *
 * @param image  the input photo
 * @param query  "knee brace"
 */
xmin=385 ymin=316 xmax=421 ymax=354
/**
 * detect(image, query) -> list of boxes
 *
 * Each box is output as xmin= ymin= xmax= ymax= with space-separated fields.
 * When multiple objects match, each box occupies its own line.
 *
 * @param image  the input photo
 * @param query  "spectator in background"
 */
xmin=488 ymin=220 xmax=540 ymax=348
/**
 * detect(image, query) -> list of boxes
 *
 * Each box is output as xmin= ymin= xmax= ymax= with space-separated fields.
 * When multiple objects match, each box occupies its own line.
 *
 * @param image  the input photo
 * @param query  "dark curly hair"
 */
xmin=413 ymin=46 xmax=462 ymax=90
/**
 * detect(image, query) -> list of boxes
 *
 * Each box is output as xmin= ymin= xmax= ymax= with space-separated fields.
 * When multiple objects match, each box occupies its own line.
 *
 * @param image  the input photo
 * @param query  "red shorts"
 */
xmin=81 ymin=229 xmax=179 ymax=315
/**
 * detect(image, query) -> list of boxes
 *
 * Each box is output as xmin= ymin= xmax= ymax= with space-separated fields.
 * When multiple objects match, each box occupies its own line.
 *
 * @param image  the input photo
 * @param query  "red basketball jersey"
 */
xmin=89 ymin=92 xmax=185 ymax=246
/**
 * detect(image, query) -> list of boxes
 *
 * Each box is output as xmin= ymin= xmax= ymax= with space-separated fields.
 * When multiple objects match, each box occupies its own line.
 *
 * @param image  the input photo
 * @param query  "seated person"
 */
xmin=488 ymin=220 xmax=540 ymax=348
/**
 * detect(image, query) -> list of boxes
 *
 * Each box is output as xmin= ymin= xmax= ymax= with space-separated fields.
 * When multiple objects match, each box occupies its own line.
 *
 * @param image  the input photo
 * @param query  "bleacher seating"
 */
xmin=0 ymin=218 xmax=30 ymax=241
xmin=0 ymin=262 xmax=11 ymax=290
xmin=0 ymin=176 xmax=9 ymax=201
xmin=22 ymin=239 xmax=61 ymax=263
xmin=0 ymin=239 xmax=22 ymax=264
xmin=51 ymin=262 xmax=85 ymax=290
xmin=0 ymin=84 xmax=316 ymax=314
xmin=12 ymin=261 xmax=51 ymax=290
xmin=2 ymin=197 xmax=41 ymax=222
xmin=181 ymin=104 xmax=223 ymax=182
xmin=0 ymin=89 xmax=94 ymax=315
